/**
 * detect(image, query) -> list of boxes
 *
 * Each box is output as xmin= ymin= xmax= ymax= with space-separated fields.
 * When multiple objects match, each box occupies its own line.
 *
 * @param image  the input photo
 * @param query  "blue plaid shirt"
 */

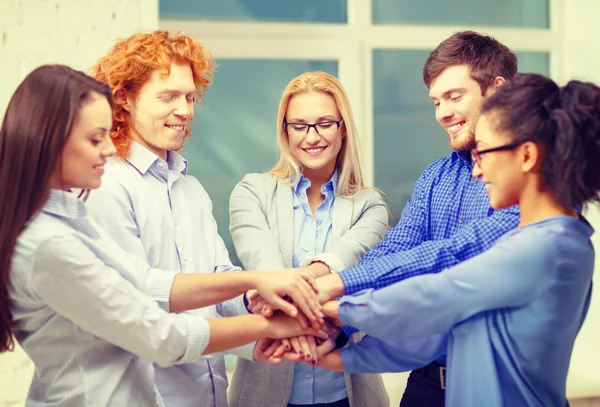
xmin=339 ymin=150 xmax=520 ymax=365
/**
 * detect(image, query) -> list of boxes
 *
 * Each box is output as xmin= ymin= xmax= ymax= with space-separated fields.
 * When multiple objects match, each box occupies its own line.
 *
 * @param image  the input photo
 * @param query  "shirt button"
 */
xmin=305 ymin=373 xmax=311 ymax=378
xmin=471 ymin=177 xmax=476 ymax=184
xmin=158 ymin=162 xmax=166 ymax=169
xmin=459 ymin=219 xmax=464 ymax=224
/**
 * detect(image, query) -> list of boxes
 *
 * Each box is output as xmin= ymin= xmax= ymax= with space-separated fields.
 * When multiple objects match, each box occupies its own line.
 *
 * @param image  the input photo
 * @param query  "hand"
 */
xmin=253 ymin=338 xmax=283 ymax=362
xmin=246 ymin=290 xmax=274 ymax=317
xmin=254 ymin=269 xmax=323 ymax=325
xmin=267 ymin=311 xmax=328 ymax=342
xmin=316 ymin=273 xmax=345 ymax=304
xmin=322 ymin=301 xmax=342 ymax=327
xmin=317 ymin=349 xmax=344 ymax=371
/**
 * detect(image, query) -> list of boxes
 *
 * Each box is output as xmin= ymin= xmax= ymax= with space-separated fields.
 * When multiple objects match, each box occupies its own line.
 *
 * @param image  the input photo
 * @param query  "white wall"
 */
xmin=0 ymin=1 xmax=158 ymax=406
xmin=560 ymin=0 xmax=600 ymax=401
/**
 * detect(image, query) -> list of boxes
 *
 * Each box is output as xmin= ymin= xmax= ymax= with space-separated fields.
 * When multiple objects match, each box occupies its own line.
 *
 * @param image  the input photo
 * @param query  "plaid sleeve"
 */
xmin=358 ymin=164 xmax=432 ymax=266
xmin=340 ymin=205 xmax=520 ymax=294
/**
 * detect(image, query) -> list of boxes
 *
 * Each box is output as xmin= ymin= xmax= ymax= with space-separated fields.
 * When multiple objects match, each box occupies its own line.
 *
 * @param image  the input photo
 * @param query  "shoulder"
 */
xmin=232 ymin=173 xmax=280 ymax=198
xmin=347 ymin=187 xmax=385 ymax=207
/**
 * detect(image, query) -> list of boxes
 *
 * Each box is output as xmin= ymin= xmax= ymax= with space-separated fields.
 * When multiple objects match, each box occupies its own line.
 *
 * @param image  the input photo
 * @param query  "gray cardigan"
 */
xmin=227 ymin=172 xmax=390 ymax=407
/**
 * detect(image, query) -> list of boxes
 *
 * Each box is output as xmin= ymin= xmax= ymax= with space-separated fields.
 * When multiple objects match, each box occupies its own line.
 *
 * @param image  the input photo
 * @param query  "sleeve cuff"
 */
xmin=340 ymin=346 xmax=356 ymax=373
xmin=338 ymin=289 xmax=374 ymax=328
xmin=339 ymin=265 xmax=373 ymax=295
xmin=145 ymin=268 xmax=178 ymax=312
xmin=300 ymin=253 xmax=346 ymax=273
xmin=175 ymin=314 xmax=211 ymax=365
xmin=227 ymin=341 xmax=256 ymax=360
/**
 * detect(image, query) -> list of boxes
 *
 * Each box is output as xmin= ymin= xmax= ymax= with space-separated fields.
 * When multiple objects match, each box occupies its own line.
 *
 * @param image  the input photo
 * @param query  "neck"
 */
xmin=130 ymin=132 xmax=167 ymax=161
xmin=518 ymin=184 xmax=577 ymax=227
xmin=303 ymin=166 xmax=335 ymax=192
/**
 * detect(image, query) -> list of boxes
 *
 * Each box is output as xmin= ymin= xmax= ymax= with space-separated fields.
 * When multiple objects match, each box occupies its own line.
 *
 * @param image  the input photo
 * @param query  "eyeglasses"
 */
xmin=284 ymin=119 xmax=343 ymax=137
xmin=471 ymin=142 xmax=522 ymax=166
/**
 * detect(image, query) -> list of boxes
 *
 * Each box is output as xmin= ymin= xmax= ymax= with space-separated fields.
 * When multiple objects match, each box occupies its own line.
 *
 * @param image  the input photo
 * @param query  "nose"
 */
xmin=305 ymin=126 xmax=320 ymax=144
xmin=102 ymin=137 xmax=117 ymax=158
xmin=436 ymin=101 xmax=454 ymax=123
xmin=174 ymin=96 xmax=193 ymax=119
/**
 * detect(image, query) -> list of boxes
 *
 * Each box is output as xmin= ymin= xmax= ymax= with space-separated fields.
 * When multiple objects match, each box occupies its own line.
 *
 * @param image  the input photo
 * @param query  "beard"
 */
xmin=448 ymin=122 xmax=477 ymax=151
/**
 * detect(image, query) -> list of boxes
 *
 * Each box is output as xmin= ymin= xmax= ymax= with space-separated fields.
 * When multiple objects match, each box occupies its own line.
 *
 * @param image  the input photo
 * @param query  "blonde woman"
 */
xmin=228 ymin=72 xmax=390 ymax=407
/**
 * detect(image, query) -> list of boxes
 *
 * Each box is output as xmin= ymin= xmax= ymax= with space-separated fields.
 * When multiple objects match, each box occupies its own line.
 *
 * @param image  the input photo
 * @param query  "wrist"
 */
xmin=305 ymin=261 xmax=331 ymax=278
xmin=319 ymin=273 xmax=345 ymax=301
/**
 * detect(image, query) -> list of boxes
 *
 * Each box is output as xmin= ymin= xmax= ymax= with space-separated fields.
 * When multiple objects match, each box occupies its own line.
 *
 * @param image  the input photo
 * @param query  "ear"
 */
xmin=520 ymin=141 xmax=539 ymax=173
xmin=484 ymin=76 xmax=507 ymax=97
xmin=115 ymin=89 xmax=130 ymax=112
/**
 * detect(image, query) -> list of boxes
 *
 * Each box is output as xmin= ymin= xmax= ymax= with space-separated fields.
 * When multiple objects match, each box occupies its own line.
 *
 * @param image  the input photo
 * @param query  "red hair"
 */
xmin=90 ymin=30 xmax=215 ymax=157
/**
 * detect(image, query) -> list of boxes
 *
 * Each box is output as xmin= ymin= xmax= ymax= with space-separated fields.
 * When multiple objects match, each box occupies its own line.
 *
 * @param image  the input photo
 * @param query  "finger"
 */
xmin=248 ymin=290 xmax=262 ymax=301
xmin=281 ymin=338 xmax=291 ymax=353
xmin=299 ymin=270 xmax=319 ymax=293
xmin=267 ymin=356 xmax=282 ymax=365
xmin=262 ymin=340 xmax=283 ymax=359
xmin=316 ymin=338 xmax=336 ymax=358
xmin=298 ymin=335 xmax=312 ymax=363
xmin=289 ymin=336 xmax=303 ymax=358
xmin=307 ymin=335 xmax=318 ymax=365
xmin=272 ymin=342 xmax=287 ymax=358
xmin=303 ymin=327 xmax=328 ymax=340
xmin=266 ymin=295 xmax=299 ymax=318
xmin=281 ymin=352 xmax=303 ymax=363
xmin=250 ymin=300 xmax=266 ymax=314
xmin=262 ymin=304 xmax=274 ymax=318
xmin=294 ymin=310 xmax=309 ymax=329
xmin=288 ymin=283 xmax=320 ymax=324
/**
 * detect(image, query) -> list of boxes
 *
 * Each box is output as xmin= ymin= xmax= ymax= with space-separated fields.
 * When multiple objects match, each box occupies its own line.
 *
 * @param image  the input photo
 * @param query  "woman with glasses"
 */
xmin=228 ymin=71 xmax=390 ymax=407
xmin=315 ymin=73 xmax=600 ymax=407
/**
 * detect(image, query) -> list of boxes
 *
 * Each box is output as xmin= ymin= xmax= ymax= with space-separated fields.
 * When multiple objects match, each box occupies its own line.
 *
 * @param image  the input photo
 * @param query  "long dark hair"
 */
xmin=481 ymin=73 xmax=600 ymax=209
xmin=0 ymin=65 xmax=113 ymax=352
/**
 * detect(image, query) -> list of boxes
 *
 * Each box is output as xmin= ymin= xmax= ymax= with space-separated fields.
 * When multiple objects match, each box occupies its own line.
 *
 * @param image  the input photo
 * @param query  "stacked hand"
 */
xmin=249 ymin=269 xmax=344 ymax=368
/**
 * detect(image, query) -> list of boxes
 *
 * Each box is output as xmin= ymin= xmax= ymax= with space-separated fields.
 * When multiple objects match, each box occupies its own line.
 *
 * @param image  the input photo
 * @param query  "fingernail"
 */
xmin=312 ymin=358 xmax=317 ymax=365
xmin=299 ymin=352 xmax=304 ymax=358
xmin=285 ymin=345 xmax=290 ymax=351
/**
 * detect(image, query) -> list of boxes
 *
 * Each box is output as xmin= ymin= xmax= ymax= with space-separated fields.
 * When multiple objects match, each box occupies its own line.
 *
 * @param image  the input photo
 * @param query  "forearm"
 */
xmin=305 ymin=262 xmax=332 ymax=278
xmin=170 ymin=271 xmax=260 ymax=313
xmin=203 ymin=314 xmax=270 ymax=354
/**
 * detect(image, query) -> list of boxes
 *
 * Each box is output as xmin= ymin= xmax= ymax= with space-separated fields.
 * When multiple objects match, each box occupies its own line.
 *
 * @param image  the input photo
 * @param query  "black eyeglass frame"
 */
xmin=283 ymin=119 xmax=344 ymax=135
xmin=471 ymin=142 xmax=522 ymax=165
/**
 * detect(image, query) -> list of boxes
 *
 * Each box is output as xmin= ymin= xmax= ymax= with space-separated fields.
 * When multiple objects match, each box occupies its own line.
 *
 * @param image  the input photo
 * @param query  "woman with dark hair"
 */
xmin=0 ymin=65 xmax=324 ymax=406
xmin=311 ymin=73 xmax=600 ymax=407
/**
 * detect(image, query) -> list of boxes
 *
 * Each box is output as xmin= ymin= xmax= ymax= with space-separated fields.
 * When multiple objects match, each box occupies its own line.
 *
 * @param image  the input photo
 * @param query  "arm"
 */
xmin=337 ymin=230 xmax=549 ymax=341
xmin=229 ymin=174 xmax=287 ymax=271
xmin=299 ymin=189 xmax=388 ymax=274
xmin=337 ymin=334 xmax=448 ymax=374
xmin=33 ymin=235 xmax=322 ymax=365
xmin=336 ymin=204 xmax=520 ymax=295
xmin=356 ymin=163 xmax=435 ymax=266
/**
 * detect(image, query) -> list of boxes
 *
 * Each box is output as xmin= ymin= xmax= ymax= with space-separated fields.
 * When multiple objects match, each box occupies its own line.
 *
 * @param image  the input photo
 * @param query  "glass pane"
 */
xmin=372 ymin=0 xmax=549 ymax=28
xmin=182 ymin=60 xmax=338 ymax=267
xmin=373 ymin=50 xmax=549 ymax=225
xmin=160 ymin=0 xmax=347 ymax=23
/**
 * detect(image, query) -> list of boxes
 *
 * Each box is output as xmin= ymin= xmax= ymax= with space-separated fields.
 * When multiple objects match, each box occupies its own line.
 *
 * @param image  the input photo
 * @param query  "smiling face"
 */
xmin=285 ymin=91 xmax=345 ymax=181
xmin=56 ymin=92 xmax=116 ymax=190
xmin=125 ymin=62 xmax=196 ymax=160
xmin=429 ymin=65 xmax=489 ymax=152
xmin=472 ymin=113 xmax=525 ymax=209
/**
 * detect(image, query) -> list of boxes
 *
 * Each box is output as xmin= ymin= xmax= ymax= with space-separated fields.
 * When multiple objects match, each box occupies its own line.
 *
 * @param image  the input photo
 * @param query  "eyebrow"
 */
xmin=429 ymin=87 xmax=468 ymax=101
xmin=287 ymin=115 xmax=339 ymax=123
xmin=157 ymin=89 xmax=196 ymax=95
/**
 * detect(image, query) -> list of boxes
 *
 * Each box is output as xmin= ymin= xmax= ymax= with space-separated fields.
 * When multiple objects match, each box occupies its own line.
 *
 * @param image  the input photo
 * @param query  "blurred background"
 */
xmin=1 ymin=0 xmax=599 ymax=406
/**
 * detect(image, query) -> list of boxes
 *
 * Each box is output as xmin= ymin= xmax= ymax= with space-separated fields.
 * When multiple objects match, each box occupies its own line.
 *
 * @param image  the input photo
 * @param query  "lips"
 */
xmin=302 ymin=146 xmax=327 ymax=156
xmin=165 ymin=124 xmax=186 ymax=132
xmin=446 ymin=121 xmax=465 ymax=134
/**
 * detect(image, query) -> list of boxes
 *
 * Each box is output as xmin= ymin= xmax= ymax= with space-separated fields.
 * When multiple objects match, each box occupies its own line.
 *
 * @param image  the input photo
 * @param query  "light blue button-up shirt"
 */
xmin=339 ymin=216 xmax=594 ymax=407
xmin=85 ymin=141 xmax=251 ymax=407
xmin=288 ymin=171 xmax=348 ymax=405
xmin=9 ymin=190 xmax=211 ymax=406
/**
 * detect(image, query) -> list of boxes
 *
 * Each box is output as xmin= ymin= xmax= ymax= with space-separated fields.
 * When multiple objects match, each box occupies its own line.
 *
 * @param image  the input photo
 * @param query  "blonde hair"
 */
xmin=270 ymin=71 xmax=364 ymax=196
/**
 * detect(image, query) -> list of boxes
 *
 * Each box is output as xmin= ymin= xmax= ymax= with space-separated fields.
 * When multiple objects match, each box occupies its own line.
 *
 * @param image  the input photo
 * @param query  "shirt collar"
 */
xmin=453 ymin=150 xmax=473 ymax=166
xmin=43 ymin=189 xmax=87 ymax=219
xmin=292 ymin=169 xmax=339 ymax=196
xmin=126 ymin=141 xmax=188 ymax=175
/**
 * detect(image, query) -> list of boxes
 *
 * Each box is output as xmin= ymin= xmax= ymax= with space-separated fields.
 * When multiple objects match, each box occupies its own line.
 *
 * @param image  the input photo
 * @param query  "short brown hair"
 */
xmin=90 ymin=30 xmax=214 ymax=158
xmin=423 ymin=31 xmax=518 ymax=93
